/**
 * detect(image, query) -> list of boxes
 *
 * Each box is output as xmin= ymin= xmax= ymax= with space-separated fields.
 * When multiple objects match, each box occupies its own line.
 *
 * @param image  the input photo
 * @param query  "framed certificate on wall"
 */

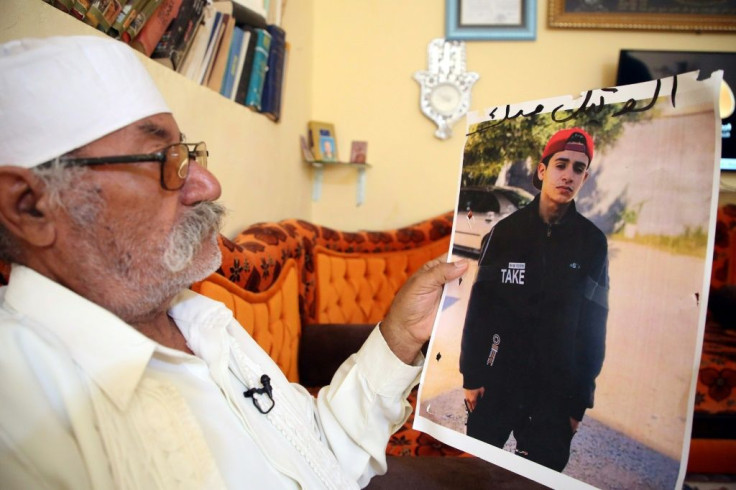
xmin=446 ymin=0 xmax=537 ymax=40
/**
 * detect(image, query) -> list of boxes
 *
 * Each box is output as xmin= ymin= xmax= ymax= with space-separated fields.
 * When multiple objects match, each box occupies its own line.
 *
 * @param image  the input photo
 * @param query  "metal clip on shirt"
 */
xmin=243 ymin=374 xmax=275 ymax=414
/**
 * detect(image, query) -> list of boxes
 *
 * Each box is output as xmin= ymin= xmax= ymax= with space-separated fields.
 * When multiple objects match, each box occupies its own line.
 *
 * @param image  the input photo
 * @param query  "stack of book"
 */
xmin=44 ymin=0 xmax=288 ymax=121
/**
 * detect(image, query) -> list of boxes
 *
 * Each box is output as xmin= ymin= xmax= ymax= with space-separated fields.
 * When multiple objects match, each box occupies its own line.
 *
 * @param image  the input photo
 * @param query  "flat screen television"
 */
xmin=616 ymin=49 xmax=736 ymax=172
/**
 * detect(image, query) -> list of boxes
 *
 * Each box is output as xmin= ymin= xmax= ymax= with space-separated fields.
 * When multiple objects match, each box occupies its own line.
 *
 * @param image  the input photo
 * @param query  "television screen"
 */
xmin=616 ymin=49 xmax=736 ymax=171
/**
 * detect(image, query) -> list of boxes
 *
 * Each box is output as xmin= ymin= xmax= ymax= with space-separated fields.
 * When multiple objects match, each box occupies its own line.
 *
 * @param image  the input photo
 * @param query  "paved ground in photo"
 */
xmin=423 ymin=387 xmax=680 ymax=490
xmin=422 ymin=242 xmax=703 ymax=458
xmin=417 ymin=240 xmax=707 ymax=488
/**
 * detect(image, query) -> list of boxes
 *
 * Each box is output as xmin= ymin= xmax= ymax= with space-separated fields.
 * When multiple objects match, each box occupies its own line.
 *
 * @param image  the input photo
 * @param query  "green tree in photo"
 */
xmin=461 ymin=99 xmax=653 ymax=189
xmin=459 ymin=97 xmax=657 ymax=234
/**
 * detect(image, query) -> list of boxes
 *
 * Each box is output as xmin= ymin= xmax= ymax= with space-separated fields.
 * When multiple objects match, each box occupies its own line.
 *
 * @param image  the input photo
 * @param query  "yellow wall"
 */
xmin=310 ymin=0 xmax=736 ymax=231
xmin=1 ymin=0 xmax=734 ymax=235
xmin=0 ymin=0 xmax=315 ymax=238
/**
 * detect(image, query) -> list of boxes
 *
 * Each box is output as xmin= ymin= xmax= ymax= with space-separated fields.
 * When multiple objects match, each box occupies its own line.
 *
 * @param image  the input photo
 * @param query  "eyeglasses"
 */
xmin=42 ymin=142 xmax=208 ymax=191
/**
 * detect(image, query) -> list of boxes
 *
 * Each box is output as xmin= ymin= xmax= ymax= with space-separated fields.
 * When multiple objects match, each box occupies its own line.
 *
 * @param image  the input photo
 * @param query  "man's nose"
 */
xmin=180 ymin=162 xmax=222 ymax=204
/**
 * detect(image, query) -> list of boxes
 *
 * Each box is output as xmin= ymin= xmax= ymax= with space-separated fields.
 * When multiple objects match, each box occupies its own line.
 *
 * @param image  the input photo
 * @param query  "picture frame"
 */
xmin=415 ymin=71 xmax=723 ymax=490
xmin=349 ymin=141 xmax=368 ymax=164
xmin=548 ymin=0 xmax=736 ymax=32
xmin=446 ymin=0 xmax=537 ymax=41
xmin=307 ymin=121 xmax=337 ymax=162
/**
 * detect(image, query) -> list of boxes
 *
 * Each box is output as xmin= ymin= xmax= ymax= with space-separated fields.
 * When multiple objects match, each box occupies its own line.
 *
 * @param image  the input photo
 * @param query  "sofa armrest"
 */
xmin=298 ymin=323 xmax=375 ymax=387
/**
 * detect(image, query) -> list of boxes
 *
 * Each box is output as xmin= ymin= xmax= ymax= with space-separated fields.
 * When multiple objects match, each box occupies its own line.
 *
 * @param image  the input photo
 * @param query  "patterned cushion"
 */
xmin=218 ymin=212 xmax=455 ymax=324
xmin=0 ymin=213 xmax=457 ymax=300
xmin=712 ymin=203 xmax=736 ymax=289
xmin=312 ymin=237 xmax=451 ymax=324
xmin=388 ymin=389 xmax=470 ymax=457
xmin=694 ymin=204 xmax=736 ymax=419
xmin=191 ymin=259 xmax=301 ymax=382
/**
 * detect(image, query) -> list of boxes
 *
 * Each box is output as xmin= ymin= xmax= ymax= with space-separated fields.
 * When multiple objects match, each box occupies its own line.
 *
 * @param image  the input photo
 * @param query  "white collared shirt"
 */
xmin=0 ymin=265 xmax=422 ymax=489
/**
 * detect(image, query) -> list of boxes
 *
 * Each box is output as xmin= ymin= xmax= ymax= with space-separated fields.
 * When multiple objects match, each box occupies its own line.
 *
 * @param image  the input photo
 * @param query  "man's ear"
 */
xmin=537 ymin=161 xmax=546 ymax=183
xmin=0 ymin=167 xmax=56 ymax=248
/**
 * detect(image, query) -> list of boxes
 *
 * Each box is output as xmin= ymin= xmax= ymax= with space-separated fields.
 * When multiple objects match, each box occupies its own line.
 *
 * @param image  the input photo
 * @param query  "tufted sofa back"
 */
xmin=0 ymin=213 xmax=454 ymax=383
xmin=216 ymin=212 xmax=455 ymax=324
xmin=312 ymin=239 xmax=451 ymax=324
xmin=191 ymin=259 xmax=302 ymax=381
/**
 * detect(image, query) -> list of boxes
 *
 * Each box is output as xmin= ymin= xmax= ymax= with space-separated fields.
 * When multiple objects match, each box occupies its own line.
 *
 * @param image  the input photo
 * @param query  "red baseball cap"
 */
xmin=533 ymin=127 xmax=594 ymax=189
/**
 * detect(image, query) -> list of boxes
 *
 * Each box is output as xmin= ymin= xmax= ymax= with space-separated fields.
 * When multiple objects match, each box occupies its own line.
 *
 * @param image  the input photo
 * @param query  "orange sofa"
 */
xmin=3 ymin=206 xmax=733 ymax=479
xmin=0 ymin=212 xmax=453 ymax=383
xmin=187 ymin=213 xmax=540 ymax=487
xmin=143 ymin=205 xmax=736 ymax=478
xmin=189 ymin=212 xmax=454 ymax=384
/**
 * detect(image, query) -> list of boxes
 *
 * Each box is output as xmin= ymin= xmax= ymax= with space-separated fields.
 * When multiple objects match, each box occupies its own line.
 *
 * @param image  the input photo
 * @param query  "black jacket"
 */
xmin=460 ymin=195 xmax=609 ymax=421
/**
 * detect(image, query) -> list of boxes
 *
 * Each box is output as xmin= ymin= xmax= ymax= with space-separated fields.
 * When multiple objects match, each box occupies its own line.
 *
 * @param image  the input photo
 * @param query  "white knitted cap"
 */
xmin=0 ymin=35 xmax=171 ymax=168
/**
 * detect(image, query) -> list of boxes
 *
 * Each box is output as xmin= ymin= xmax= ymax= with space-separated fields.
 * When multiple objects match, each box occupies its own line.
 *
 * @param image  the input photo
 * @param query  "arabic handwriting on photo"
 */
xmin=472 ymin=75 xmax=678 ymax=135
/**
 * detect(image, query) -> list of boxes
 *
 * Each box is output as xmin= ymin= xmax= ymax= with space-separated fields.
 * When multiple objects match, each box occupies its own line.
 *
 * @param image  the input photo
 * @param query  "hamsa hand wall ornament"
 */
xmin=414 ymin=38 xmax=479 ymax=140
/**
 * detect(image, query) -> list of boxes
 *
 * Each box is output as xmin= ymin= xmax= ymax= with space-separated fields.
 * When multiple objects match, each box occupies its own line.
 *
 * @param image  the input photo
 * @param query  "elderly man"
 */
xmin=460 ymin=128 xmax=609 ymax=471
xmin=0 ymin=35 xmax=467 ymax=489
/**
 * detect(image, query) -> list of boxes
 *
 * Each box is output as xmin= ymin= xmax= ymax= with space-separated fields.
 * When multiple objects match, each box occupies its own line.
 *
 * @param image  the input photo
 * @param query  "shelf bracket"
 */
xmin=311 ymin=164 xmax=324 ymax=201
xmin=309 ymin=161 xmax=370 ymax=205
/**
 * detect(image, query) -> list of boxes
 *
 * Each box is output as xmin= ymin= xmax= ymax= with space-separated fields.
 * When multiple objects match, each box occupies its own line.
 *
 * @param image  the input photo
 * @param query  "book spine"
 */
xmin=85 ymin=0 xmax=124 ymax=33
xmin=205 ymin=15 xmax=235 ymax=91
xmin=232 ymin=25 xmax=256 ymax=104
xmin=131 ymin=0 xmax=183 ymax=56
xmin=71 ymin=0 xmax=92 ymax=20
xmin=219 ymin=25 xmax=244 ymax=96
xmin=177 ymin=4 xmax=215 ymax=80
xmin=258 ymin=24 xmax=285 ymax=121
xmin=244 ymin=27 xmax=271 ymax=111
xmin=109 ymin=0 xmax=148 ymax=38
xmin=51 ymin=0 xmax=75 ymax=13
xmin=197 ymin=11 xmax=225 ymax=84
xmin=229 ymin=29 xmax=251 ymax=100
xmin=151 ymin=0 xmax=206 ymax=70
xmin=122 ymin=0 xmax=163 ymax=43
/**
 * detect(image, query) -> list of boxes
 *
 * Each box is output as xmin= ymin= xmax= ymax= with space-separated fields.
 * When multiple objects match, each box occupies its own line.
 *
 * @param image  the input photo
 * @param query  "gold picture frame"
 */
xmin=548 ymin=0 xmax=736 ymax=32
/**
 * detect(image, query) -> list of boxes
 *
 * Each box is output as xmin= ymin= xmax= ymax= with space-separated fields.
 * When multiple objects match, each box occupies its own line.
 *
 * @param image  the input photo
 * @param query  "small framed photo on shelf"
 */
xmin=299 ymin=135 xmax=315 ymax=162
xmin=308 ymin=121 xmax=337 ymax=162
xmin=349 ymin=141 xmax=368 ymax=164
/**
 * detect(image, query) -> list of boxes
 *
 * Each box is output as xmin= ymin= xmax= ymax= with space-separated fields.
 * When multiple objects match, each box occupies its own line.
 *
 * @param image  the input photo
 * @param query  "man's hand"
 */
xmin=464 ymin=387 xmax=485 ymax=412
xmin=380 ymin=255 xmax=468 ymax=364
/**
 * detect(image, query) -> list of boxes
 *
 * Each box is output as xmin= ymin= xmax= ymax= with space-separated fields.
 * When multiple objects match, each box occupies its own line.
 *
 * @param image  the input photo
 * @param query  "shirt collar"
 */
xmin=4 ymin=265 xmax=160 ymax=411
xmin=530 ymin=193 xmax=578 ymax=227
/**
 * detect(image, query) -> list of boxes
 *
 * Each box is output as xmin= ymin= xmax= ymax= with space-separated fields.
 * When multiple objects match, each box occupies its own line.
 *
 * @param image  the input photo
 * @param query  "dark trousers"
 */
xmin=466 ymin=394 xmax=574 ymax=472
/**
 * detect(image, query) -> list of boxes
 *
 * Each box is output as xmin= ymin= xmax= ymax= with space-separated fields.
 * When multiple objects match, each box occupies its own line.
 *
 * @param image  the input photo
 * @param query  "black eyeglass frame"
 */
xmin=40 ymin=142 xmax=208 ymax=191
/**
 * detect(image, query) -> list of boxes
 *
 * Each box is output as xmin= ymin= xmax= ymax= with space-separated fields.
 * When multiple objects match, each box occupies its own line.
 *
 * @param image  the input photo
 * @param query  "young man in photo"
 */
xmin=460 ymin=127 xmax=609 ymax=472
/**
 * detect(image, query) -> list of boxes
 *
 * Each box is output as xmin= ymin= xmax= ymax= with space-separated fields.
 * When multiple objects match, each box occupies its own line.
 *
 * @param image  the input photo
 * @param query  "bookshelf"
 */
xmin=41 ymin=0 xmax=287 ymax=121
xmin=1 ymin=0 xmax=313 ymax=238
